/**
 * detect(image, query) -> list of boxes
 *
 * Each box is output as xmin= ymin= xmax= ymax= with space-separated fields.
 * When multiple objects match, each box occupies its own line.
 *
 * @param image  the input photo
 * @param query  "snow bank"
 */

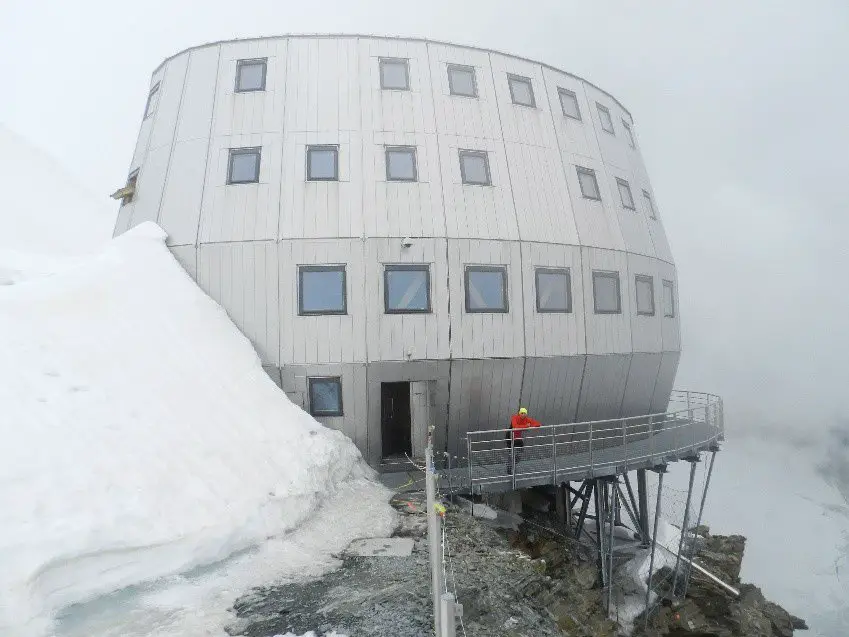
xmin=0 ymin=223 xmax=394 ymax=636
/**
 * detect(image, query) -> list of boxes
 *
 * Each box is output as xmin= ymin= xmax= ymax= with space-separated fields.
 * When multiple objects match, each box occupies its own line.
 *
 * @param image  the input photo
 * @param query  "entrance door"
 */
xmin=381 ymin=382 xmax=412 ymax=458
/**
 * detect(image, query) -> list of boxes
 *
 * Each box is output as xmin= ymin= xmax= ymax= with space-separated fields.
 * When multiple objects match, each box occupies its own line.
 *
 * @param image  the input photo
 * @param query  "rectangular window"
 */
xmin=307 ymin=145 xmax=339 ymax=181
xmin=643 ymin=190 xmax=657 ymax=219
xmin=447 ymin=64 xmax=477 ymax=97
xmin=384 ymin=264 xmax=431 ymax=313
xmin=459 ymin=150 xmax=491 ymax=186
xmin=623 ymin=120 xmax=636 ymax=148
xmin=298 ymin=265 xmax=347 ymax=315
xmin=227 ymin=147 xmax=261 ymax=184
xmin=535 ymin=267 xmax=572 ymax=313
xmin=635 ymin=275 xmax=655 ymax=316
xmin=144 ymin=82 xmax=160 ymax=119
xmin=308 ymin=377 xmax=343 ymax=417
xmin=380 ymin=58 xmax=409 ymax=90
xmin=558 ymin=88 xmax=581 ymax=120
xmin=596 ymin=103 xmax=615 ymax=134
xmin=592 ymin=271 xmax=621 ymax=314
xmin=616 ymin=177 xmax=636 ymax=210
xmin=663 ymin=280 xmax=676 ymax=317
xmin=576 ymin=166 xmax=601 ymax=200
xmin=385 ymin=146 xmax=417 ymax=182
xmin=235 ymin=58 xmax=267 ymax=92
xmin=465 ymin=266 xmax=508 ymax=313
xmin=507 ymin=74 xmax=535 ymax=107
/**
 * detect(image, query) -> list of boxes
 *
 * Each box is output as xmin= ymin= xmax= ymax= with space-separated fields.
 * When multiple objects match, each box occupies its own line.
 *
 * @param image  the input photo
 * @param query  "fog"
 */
xmin=2 ymin=0 xmax=848 ymax=435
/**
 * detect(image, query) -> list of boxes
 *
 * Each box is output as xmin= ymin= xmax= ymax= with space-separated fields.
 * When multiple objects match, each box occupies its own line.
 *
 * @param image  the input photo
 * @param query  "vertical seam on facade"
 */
xmin=277 ymin=40 xmax=289 ymax=369
xmin=618 ymin=352 xmax=633 ymax=418
xmin=194 ymin=45 xmax=222 ymax=249
xmin=156 ymin=55 xmax=191 ymax=229
xmin=573 ymin=354 xmax=588 ymax=422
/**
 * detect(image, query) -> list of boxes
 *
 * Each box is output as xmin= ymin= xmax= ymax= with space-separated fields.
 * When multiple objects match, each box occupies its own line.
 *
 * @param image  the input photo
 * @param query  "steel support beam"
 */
xmin=671 ymin=457 xmax=699 ymax=595
xmin=643 ymin=466 xmax=666 ymax=629
xmin=593 ymin=479 xmax=605 ymax=586
xmin=637 ymin=469 xmax=650 ymax=546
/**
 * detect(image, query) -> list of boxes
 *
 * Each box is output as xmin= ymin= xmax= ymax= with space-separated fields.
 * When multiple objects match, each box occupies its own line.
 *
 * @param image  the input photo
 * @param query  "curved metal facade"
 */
xmin=114 ymin=35 xmax=680 ymax=465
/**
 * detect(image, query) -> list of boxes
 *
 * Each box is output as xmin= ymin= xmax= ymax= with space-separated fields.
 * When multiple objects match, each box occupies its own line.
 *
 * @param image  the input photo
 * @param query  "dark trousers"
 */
xmin=506 ymin=438 xmax=524 ymax=473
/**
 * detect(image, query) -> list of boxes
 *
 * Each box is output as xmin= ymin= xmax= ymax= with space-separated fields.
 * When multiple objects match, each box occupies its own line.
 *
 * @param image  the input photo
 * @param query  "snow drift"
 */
xmin=0 ymin=223 xmax=393 ymax=636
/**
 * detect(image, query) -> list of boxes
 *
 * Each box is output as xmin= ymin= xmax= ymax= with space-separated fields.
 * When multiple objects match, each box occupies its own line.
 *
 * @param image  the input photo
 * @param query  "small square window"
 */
xmin=309 ymin=377 xmax=343 ymax=417
xmin=144 ymin=83 xmax=160 ymax=119
xmin=507 ymin=74 xmax=535 ymax=107
xmin=119 ymin=170 xmax=139 ymax=206
xmin=623 ymin=120 xmax=636 ymax=148
xmin=299 ymin=265 xmax=347 ymax=315
xmin=593 ymin=271 xmax=621 ymax=314
xmin=635 ymin=275 xmax=655 ymax=316
xmin=576 ymin=166 xmax=601 ymax=200
xmin=447 ymin=64 xmax=477 ymax=97
xmin=235 ymin=58 xmax=267 ymax=92
xmin=380 ymin=58 xmax=409 ymax=90
xmin=616 ymin=178 xmax=636 ymax=210
xmin=459 ymin=150 xmax=491 ymax=186
xmin=307 ymin=145 xmax=339 ymax=181
xmin=662 ymin=280 xmax=676 ymax=318
xmin=558 ymin=88 xmax=581 ymax=120
xmin=465 ymin=266 xmax=508 ymax=313
xmin=596 ymin=103 xmax=615 ymax=134
xmin=535 ymin=268 xmax=572 ymax=313
xmin=385 ymin=265 xmax=431 ymax=313
xmin=643 ymin=190 xmax=657 ymax=219
xmin=227 ymin=147 xmax=261 ymax=184
xmin=385 ymin=146 xmax=417 ymax=182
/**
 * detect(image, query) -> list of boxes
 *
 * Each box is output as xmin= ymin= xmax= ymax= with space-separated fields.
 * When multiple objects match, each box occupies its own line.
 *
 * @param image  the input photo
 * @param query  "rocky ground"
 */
xmin=226 ymin=489 xmax=806 ymax=637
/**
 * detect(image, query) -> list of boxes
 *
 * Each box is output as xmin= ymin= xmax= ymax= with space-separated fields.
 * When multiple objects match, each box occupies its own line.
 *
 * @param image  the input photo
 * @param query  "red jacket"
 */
xmin=509 ymin=413 xmax=541 ymax=440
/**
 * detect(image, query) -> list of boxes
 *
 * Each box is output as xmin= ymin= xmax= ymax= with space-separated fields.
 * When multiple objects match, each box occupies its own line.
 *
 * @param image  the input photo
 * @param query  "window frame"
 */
xmin=507 ymin=73 xmax=536 ymax=107
xmin=298 ymin=264 xmax=348 ymax=316
xmin=616 ymin=177 xmax=636 ymax=210
xmin=226 ymin=147 xmax=262 ymax=185
xmin=596 ymin=102 xmax=615 ymax=134
xmin=458 ymin=149 xmax=492 ymax=186
xmin=308 ymin=376 xmax=344 ymax=417
xmin=447 ymin=63 xmax=478 ymax=98
xmin=592 ymin=270 xmax=622 ymax=315
xmin=634 ymin=274 xmax=656 ymax=316
xmin=234 ymin=58 xmax=268 ymax=93
xmin=622 ymin=119 xmax=636 ymax=148
xmin=557 ymin=87 xmax=582 ymax=120
xmin=143 ymin=82 xmax=160 ymax=119
xmin=306 ymin=145 xmax=339 ymax=181
xmin=379 ymin=57 xmax=410 ymax=90
xmin=464 ymin=265 xmax=509 ymax=313
xmin=576 ymin=166 xmax=601 ymax=200
xmin=643 ymin=190 xmax=657 ymax=219
xmin=384 ymin=146 xmax=418 ymax=182
xmin=120 ymin=170 xmax=139 ymax=206
xmin=383 ymin=264 xmax=432 ymax=314
xmin=662 ymin=280 xmax=676 ymax=318
xmin=534 ymin=267 xmax=573 ymax=314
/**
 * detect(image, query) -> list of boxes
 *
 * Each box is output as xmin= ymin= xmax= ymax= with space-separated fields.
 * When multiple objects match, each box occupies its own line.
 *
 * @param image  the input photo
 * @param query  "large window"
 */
xmin=635 ymin=275 xmax=655 ymax=316
xmin=616 ymin=177 xmax=636 ymax=210
xmin=459 ymin=150 xmax=491 ymax=185
xmin=308 ymin=377 xmax=343 ymax=417
xmin=558 ymin=88 xmax=581 ymax=120
xmin=576 ymin=166 xmax=601 ymax=200
xmin=663 ymin=280 xmax=676 ymax=318
xmin=592 ymin=271 xmax=621 ymax=314
xmin=380 ymin=58 xmax=409 ymax=90
xmin=385 ymin=146 xmax=417 ymax=182
xmin=535 ymin=268 xmax=572 ymax=313
xmin=623 ymin=120 xmax=636 ymax=148
xmin=507 ymin=74 xmax=535 ymax=107
xmin=384 ymin=265 xmax=431 ymax=313
xmin=227 ymin=147 xmax=261 ymax=184
xmin=298 ymin=265 xmax=347 ymax=315
xmin=643 ymin=190 xmax=657 ymax=219
xmin=143 ymin=82 xmax=160 ymax=119
xmin=235 ymin=58 xmax=267 ymax=92
xmin=465 ymin=266 xmax=508 ymax=313
xmin=447 ymin=64 xmax=477 ymax=97
xmin=307 ymin=145 xmax=339 ymax=181
xmin=596 ymin=103 xmax=615 ymax=134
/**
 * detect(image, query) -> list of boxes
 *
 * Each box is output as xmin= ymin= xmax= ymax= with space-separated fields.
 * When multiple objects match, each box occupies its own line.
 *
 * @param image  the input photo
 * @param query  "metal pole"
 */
xmin=672 ymin=458 xmax=698 ymax=596
xmin=439 ymin=593 xmax=457 ymax=637
xmin=637 ymin=469 xmax=649 ymax=546
xmin=607 ymin=482 xmax=617 ymax=613
xmin=466 ymin=438 xmax=473 ymax=497
xmin=683 ymin=450 xmax=718 ymax=596
xmin=575 ymin=481 xmax=593 ymax=540
xmin=426 ymin=436 xmax=444 ymax=637
xmin=551 ymin=429 xmax=557 ymax=484
xmin=593 ymin=479 xmax=605 ymax=585
xmin=511 ymin=435 xmax=516 ymax=490
xmin=643 ymin=470 xmax=665 ymax=628
xmin=588 ymin=421 xmax=594 ymax=470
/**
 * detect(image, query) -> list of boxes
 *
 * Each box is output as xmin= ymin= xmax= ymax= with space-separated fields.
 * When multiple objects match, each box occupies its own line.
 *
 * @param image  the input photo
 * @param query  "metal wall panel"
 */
xmin=658 ymin=260 xmax=681 ymax=351
xmin=130 ymin=67 xmax=164 ymax=170
xmin=581 ymin=247 xmax=633 ymax=355
xmin=650 ymin=351 xmax=681 ymax=414
xmin=603 ymin=169 xmax=657 ymax=258
xmin=168 ymin=245 xmax=198 ymax=280
xmin=519 ymin=355 xmax=586 ymax=425
xmin=575 ymin=353 xmax=631 ymax=421
xmin=176 ymin=47 xmax=221 ymax=143
xmin=127 ymin=145 xmax=170 ymax=229
xmin=583 ymin=83 xmax=628 ymax=174
xmin=562 ymin=151 xmax=626 ymax=251
xmin=542 ymin=68 xmax=601 ymax=161
xmin=158 ymin=138 xmax=208 ymax=246
xmin=148 ymin=54 xmax=188 ymax=153
xmin=620 ymin=352 xmax=663 ymax=417
xmin=626 ymin=252 xmax=663 ymax=353
xmin=487 ymin=53 xmax=553 ymax=147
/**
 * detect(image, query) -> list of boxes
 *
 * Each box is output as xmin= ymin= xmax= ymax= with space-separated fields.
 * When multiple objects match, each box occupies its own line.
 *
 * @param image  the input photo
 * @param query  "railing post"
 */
xmin=466 ymin=437 xmax=473 ymax=495
xmin=511 ymin=435 xmax=516 ymax=491
xmin=551 ymin=428 xmax=557 ymax=484
xmin=622 ymin=418 xmax=628 ymax=470
xmin=648 ymin=414 xmax=654 ymax=461
xmin=588 ymin=421 xmax=594 ymax=471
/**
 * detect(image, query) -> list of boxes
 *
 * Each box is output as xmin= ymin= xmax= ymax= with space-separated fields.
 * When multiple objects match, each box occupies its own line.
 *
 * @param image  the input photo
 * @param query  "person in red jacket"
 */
xmin=506 ymin=407 xmax=541 ymax=475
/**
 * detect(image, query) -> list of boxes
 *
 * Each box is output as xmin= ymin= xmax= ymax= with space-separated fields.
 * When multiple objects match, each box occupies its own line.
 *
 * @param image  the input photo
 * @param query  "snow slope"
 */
xmin=0 ymin=223 xmax=395 ymax=636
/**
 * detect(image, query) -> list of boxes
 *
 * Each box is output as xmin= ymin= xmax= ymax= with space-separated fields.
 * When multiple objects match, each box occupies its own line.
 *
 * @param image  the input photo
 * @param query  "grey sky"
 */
xmin=2 ymin=0 xmax=848 ymax=432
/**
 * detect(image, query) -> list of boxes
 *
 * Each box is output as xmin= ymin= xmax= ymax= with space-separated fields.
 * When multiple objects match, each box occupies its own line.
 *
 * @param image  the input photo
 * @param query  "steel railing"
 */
xmin=465 ymin=390 xmax=724 ymax=492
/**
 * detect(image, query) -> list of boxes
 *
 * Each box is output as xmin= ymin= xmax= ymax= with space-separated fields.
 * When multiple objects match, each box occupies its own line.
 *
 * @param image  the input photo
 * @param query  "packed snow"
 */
xmin=0 ymin=223 xmax=396 ymax=636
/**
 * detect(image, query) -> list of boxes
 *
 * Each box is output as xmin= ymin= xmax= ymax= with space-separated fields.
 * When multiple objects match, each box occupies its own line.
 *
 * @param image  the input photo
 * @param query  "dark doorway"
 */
xmin=381 ymin=382 xmax=411 ymax=458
